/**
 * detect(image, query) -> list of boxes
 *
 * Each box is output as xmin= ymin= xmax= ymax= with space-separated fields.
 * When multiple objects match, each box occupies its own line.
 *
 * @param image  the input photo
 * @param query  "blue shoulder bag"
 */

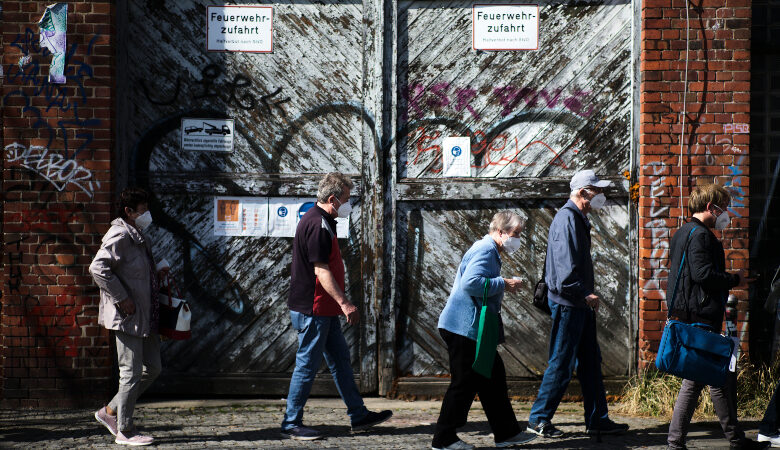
xmin=655 ymin=226 xmax=735 ymax=387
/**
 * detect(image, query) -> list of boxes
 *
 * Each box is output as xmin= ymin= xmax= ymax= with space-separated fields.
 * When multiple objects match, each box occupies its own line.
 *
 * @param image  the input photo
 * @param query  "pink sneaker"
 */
xmin=94 ymin=407 xmax=117 ymax=436
xmin=115 ymin=429 xmax=154 ymax=446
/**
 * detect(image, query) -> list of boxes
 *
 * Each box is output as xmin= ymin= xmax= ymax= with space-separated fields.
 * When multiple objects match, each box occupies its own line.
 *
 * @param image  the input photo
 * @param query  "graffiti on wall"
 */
xmin=643 ymin=161 xmax=671 ymax=299
xmin=3 ymin=30 xmax=104 ymax=197
xmin=721 ymin=124 xmax=748 ymax=217
xmin=402 ymin=82 xmax=595 ymax=121
xmin=4 ymin=142 xmax=100 ymax=198
xmin=139 ymin=63 xmax=291 ymax=116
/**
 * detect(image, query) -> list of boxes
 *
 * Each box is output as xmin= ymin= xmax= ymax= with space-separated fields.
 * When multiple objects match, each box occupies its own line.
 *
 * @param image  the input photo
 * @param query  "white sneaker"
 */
xmin=115 ymin=430 xmax=154 ymax=446
xmin=496 ymin=431 xmax=538 ymax=447
xmin=757 ymin=433 xmax=780 ymax=447
xmin=432 ymin=440 xmax=475 ymax=450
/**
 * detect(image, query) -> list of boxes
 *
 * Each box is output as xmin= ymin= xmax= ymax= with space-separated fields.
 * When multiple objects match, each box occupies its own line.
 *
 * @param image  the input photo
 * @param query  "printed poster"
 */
xmin=214 ymin=197 xmax=350 ymax=238
xmin=240 ymin=198 xmax=268 ymax=236
xmin=442 ymin=137 xmax=472 ymax=177
xmin=214 ymin=197 xmax=242 ymax=236
xmin=268 ymin=197 xmax=305 ymax=238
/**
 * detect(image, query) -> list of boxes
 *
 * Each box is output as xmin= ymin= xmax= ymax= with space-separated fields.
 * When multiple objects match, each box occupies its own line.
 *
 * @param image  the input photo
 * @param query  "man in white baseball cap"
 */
xmin=527 ymin=169 xmax=628 ymax=438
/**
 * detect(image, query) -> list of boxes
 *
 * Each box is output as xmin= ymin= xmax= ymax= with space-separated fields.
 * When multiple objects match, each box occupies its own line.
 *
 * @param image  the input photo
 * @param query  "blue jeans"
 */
xmin=528 ymin=299 xmax=609 ymax=428
xmin=282 ymin=311 xmax=368 ymax=430
xmin=760 ymin=379 xmax=780 ymax=435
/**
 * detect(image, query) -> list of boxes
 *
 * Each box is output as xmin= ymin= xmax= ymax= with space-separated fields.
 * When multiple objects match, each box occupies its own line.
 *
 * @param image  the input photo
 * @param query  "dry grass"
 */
xmin=617 ymin=355 xmax=779 ymax=420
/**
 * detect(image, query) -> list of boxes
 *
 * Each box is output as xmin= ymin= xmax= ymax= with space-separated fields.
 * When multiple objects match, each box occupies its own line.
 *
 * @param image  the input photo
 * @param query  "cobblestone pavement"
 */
xmin=0 ymin=398 xmax=766 ymax=449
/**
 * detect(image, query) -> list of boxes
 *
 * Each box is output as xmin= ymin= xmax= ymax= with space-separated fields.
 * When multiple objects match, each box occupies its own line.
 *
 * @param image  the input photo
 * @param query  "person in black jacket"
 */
xmin=666 ymin=183 xmax=763 ymax=450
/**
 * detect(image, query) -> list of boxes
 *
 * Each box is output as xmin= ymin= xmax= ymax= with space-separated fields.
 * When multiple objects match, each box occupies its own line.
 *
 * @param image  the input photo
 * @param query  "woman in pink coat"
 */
xmin=89 ymin=187 xmax=166 ymax=446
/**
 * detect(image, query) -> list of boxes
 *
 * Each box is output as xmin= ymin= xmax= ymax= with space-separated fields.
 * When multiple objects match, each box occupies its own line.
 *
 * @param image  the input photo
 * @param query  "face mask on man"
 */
xmin=134 ymin=211 xmax=153 ymax=231
xmin=713 ymin=205 xmax=730 ymax=230
xmin=587 ymin=190 xmax=607 ymax=210
xmin=501 ymin=234 xmax=522 ymax=254
xmin=334 ymin=197 xmax=352 ymax=218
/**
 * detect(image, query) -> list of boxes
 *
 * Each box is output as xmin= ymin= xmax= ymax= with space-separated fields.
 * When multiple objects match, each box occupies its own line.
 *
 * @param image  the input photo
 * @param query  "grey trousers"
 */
xmin=667 ymin=372 xmax=744 ymax=449
xmin=108 ymin=331 xmax=162 ymax=432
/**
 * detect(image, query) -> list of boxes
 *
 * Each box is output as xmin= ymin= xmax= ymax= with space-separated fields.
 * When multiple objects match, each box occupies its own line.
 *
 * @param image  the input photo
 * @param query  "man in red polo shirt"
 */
xmin=281 ymin=172 xmax=392 ymax=441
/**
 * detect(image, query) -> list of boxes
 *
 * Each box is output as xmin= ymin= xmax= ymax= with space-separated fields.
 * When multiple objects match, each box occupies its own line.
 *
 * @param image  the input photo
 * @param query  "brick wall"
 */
xmin=1 ymin=1 xmax=114 ymax=407
xmin=638 ymin=0 xmax=751 ymax=367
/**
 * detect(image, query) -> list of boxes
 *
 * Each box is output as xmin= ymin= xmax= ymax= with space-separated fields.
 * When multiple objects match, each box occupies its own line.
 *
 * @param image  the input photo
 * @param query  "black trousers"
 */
xmin=432 ymin=328 xmax=521 ymax=447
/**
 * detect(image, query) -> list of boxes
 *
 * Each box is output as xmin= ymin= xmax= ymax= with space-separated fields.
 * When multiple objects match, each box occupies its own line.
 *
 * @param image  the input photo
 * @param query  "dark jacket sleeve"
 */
xmin=687 ymin=230 xmax=740 ymax=290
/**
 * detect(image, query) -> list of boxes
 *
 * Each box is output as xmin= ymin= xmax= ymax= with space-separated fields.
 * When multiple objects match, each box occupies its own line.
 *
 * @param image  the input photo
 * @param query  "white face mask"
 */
xmin=334 ymin=198 xmax=352 ymax=218
xmin=134 ymin=210 xmax=153 ymax=231
xmin=589 ymin=192 xmax=607 ymax=210
xmin=501 ymin=235 xmax=522 ymax=254
xmin=713 ymin=206 xmax=730 ymax=230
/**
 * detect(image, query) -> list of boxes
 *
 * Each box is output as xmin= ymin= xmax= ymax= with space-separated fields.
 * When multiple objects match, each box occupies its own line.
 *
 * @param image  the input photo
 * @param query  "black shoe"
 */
xmin=586 ymin=418 xmax=629 ymax=435
xmin=280 ymin=425 xmax=323 ymax=441
xmin=730 ymin=438 xmax=770 ymax=449
xmin=351 ymin=410 xmax=393 ymax=432
xmin=526 ymin=422 xmax=564 ymax=438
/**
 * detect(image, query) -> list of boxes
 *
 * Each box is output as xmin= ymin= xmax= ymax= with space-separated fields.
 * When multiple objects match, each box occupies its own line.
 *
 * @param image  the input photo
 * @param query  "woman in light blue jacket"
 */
xmin=432 ymin=211 xmax=537 ymax=450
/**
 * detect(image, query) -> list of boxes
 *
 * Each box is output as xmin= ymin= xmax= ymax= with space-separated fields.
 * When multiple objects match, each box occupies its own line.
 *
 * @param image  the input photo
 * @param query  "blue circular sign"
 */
xmin=277 ymin=206 xmax=288 ymax=217
xmin=451 ymin=146 xmax=462 ymax=157
xmin=298 ymin=202 xmax=315 ymax=219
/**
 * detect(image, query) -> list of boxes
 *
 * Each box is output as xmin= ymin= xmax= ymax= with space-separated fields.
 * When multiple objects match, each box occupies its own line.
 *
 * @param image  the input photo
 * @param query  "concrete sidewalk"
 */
xmin=0 ymin=397 xmax=765 ymax=448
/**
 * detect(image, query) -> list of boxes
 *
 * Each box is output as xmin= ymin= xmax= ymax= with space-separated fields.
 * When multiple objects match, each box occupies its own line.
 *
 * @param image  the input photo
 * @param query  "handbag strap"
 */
xmin=482 ymin=279 xmax=489 ymax=306
xmin=668 ymin=226 xmax=699 ymax=317
xmin=162 ymin=271 xmax=182 ymax=299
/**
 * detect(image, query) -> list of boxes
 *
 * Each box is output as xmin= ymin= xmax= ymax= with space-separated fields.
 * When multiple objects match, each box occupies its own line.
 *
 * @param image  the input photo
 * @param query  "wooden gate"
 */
xmin=116 ymin=0 xmax=635 ymax=395
xmin=116 ymin=0 xmax=383 ymax=394
xmin=389 ymin=0 xmax=635 ymax=393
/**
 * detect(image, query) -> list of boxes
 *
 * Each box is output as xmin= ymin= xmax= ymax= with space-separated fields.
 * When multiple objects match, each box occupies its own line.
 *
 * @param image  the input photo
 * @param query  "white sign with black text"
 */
xmin=473 ymin=4 xmax=539 ymax=51
xmin=207 ymin=5 xmax=273 ymax=52
xmin=181 ymin=118 xmax=234 ymax=152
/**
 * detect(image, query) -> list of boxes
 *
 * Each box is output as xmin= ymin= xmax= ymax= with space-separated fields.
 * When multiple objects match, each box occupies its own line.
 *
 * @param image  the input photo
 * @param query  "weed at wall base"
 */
xmin=617 ymin=355 xmax=779 ymax=419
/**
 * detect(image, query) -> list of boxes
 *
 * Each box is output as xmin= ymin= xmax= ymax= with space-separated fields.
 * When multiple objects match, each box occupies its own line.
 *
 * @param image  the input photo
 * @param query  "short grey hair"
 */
xmin=489 ymin=211 xmax=525 ymax=234
xmin=317 ymin=172 xmax=354 ymax=203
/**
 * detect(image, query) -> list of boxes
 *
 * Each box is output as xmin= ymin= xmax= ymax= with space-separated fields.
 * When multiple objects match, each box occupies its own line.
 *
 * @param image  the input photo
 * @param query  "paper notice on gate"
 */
xmin=214 ymin=197 xmax=242 ymax=236
xmin=442 ymin=137 xmax=471 ymax=177
xmin=268 ymin=198 xmax=307 ymax=238
xmin=240 ymin=198 xmax=268 ymax=236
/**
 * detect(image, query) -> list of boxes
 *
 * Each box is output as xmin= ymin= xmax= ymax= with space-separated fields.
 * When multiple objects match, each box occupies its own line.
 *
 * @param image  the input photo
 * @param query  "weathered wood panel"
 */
xmin=391 ymin=0 xmax=634 ymax=384
xmin=397 ymin=0 xmax=631 ymax=180
xmin=147 ymin=195 xmax=364 ymax=376
xmin=118 ymin=0 xmax=376 ymax=394
xmin=395 ymin=201 xmax=631 ymax=377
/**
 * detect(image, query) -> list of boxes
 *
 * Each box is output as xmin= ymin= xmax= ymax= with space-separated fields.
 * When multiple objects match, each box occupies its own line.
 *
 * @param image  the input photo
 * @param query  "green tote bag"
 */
xmin=472 ymin=279 xmax=500 ymax=378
